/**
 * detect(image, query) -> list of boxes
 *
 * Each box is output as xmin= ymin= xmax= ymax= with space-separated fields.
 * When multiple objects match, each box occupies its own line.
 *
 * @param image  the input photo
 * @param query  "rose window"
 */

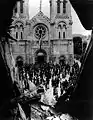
xmin=34 ymin=24 xmax=46 ymax=39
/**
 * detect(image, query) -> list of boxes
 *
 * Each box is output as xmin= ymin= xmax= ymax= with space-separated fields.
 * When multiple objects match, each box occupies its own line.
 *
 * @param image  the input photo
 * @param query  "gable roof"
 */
xmin=29 ymin=11 xmax=50 ymax=26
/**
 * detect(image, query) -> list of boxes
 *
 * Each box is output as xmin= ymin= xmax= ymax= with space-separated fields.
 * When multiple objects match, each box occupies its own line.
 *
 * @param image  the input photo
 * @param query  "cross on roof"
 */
xmin=40 ymin=0 xmax=42 ymax=12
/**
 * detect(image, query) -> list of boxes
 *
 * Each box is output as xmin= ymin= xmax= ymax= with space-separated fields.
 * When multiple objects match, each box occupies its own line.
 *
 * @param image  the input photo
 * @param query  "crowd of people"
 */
xmin=15 ymin=58 xmax=81 ymax=106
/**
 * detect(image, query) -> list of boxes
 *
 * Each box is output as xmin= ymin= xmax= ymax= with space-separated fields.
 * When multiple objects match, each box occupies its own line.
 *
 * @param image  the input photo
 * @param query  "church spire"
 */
xmin=40 ymin=0 xmax=42 ymax=12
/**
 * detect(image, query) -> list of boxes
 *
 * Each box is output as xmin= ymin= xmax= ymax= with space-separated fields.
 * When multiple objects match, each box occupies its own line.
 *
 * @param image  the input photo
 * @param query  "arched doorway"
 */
xmin=59 ymin=55 xmax=66 ymax=65
xmin=16 ymin=56 xmax=24 ymax=67
xmin=73 ymin=37 xmax=82 ymax=56
xmin=35 ymin=49 xmax=47 ymax=64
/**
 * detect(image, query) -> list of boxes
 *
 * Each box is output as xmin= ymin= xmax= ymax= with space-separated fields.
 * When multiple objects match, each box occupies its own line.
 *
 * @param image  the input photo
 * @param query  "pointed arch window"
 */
xmin=16 ymin=32 xmax=18 ymax=39
xmin=20 ymin=24 xmax=24 ymax=39
xmin=63 ymin=6 xmax=66 ymax=14
xmin=21 ymin=32 xmax=23 ymax=39
xmin=63 ymin=0 xmax=67 ymax=14
xmin=57 ymin=0 xmax=61 ymax=13
xmin=20 ymin=24 xmax=24 ymax=30
xmin=63 ymin=24 xmax=67 ymax=29
xmin=15 ymin=22 xmax=24 ymax=40
xmin=58 ymin=24 xmax=62 ymax=29
xmin=59 ymin=32 xmax=61 ymax=39
xmin=63 ymin=32 xmax=65 ymax=38
xmin=20 ymin=0 xmax=24 ymax=13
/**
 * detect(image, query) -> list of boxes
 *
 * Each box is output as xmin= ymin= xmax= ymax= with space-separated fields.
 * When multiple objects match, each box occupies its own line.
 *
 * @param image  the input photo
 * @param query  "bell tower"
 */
xmin=13 ymin=0 xmax=29 ymax=19
xmin=50 ymin=0 xmax=73 ymax=65
xmin=50 ymin=0 xmax=72 ymax=19
xmin=50 ymin=0 xmax=73 ymax=39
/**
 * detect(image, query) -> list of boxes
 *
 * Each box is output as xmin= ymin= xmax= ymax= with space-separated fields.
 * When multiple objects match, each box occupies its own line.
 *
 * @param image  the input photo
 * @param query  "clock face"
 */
xmin=34 ymin=24 xmax=46 ymax=39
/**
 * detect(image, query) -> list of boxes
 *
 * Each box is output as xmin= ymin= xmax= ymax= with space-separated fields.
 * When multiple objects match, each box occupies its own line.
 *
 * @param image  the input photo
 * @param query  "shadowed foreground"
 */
xmin=55 ymin=31 xmax=93 ymax=120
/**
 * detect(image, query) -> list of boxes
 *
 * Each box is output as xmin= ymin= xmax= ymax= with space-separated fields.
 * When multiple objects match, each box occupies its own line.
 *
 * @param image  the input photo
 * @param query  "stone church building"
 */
xmin=5 ymin=0 xmax=89 ymax=68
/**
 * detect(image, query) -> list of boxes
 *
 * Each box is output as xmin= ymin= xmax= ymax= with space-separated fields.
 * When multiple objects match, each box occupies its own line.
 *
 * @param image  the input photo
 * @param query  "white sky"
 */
xmin=29 ymin=0 xmax=91 ymax=36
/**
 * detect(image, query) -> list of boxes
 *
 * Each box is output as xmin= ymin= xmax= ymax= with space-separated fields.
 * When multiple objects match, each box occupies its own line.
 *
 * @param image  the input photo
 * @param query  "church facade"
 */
xmin=5 ymin=0 xmax=75 ymax=67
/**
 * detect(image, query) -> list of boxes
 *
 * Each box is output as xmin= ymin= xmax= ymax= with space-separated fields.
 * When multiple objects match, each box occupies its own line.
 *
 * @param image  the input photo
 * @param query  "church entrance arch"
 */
xmin=16 ymin=56 xmax=24 ymax=67
xmin=35 ymin=49 xmax=47 ymax=64
xmin=59 ymin=55 xmax=66 ymax=65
